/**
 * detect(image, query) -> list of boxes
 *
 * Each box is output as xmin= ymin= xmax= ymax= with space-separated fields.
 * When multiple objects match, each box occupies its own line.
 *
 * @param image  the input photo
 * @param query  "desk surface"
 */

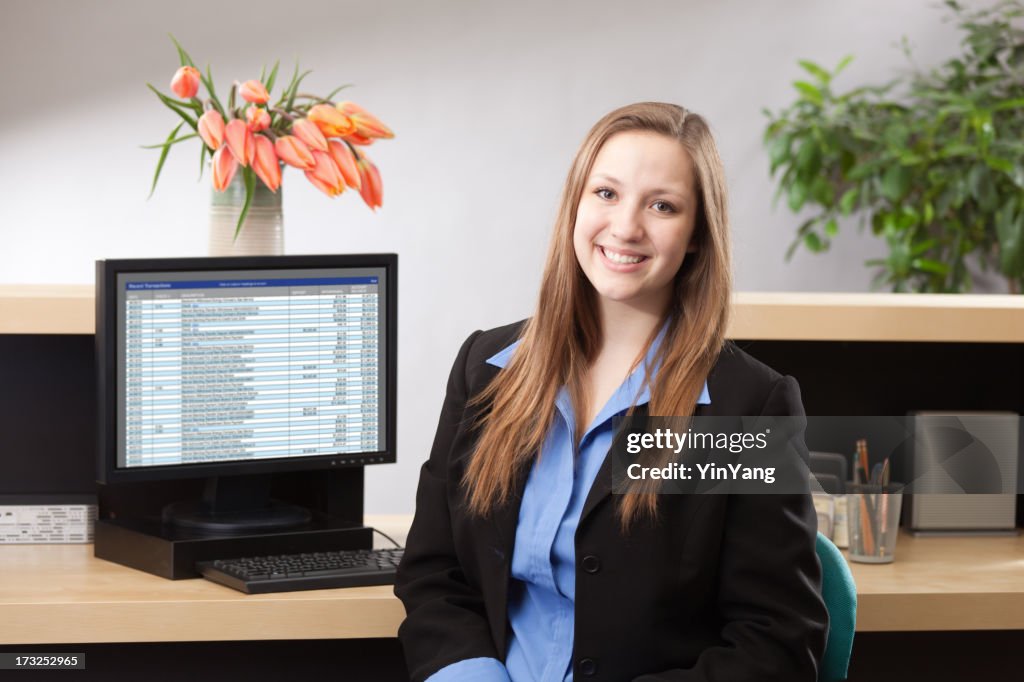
xmin=0 ymin=521 xmax=1022 ymax=644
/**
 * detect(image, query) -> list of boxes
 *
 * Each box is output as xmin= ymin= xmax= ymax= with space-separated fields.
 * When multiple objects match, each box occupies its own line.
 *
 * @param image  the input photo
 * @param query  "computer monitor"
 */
xmin=95 ymin=254 xmax=397 ymax=535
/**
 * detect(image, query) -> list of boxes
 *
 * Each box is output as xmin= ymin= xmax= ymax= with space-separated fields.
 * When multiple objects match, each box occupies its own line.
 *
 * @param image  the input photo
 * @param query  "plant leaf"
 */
xmin=148 ymin=122 xmax=185 ymax=199
xmin=201 ymin=65 xmax=225 ymax=117
xmin=286 ymin=69 xmax=313 ymax=111
xmin=140 ymin=132 xmax=198 ymax=149
xmin=797 ymin=59 xmax=831 ymax=84
xmin=788 ymin=178 xmax=809 ymax=212
xmin=265 ymin=60 xmax=280 ymax=93
xmin=839 ymin=188 xmax=859 ymax=215
xmin=198 ymin=143 xmax=208 ymax=181
xmin=168 ymin=34 xmax=195 ymax=67
xmin=793 ymin=80 xmax=824 ymax=106
xmin=911 ymin=258 xmax=950 ymax=275
xmin=833 ymin=54 xmax=854 ymax=77
xmin=324 ymin=83 xmax=353 ymax=102
xmin=234 ymin=168 xmax=256 ymax=241
xmin=804 ymin=232 xmax=823 ymax=252
xmin=768 ymin=133 xmax=792 ymax=174
xmin=995 ymin=199 xmax=1024 ymax=277
xmin=881 ymin=165 xmax=911 ymax=202
xmin=147 ymin=83 xmax=198 ymax=130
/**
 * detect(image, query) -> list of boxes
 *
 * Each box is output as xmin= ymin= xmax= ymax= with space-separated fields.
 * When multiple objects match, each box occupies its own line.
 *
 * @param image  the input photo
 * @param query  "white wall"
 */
xmin=0 ymin=0 xmax=986 ymax=512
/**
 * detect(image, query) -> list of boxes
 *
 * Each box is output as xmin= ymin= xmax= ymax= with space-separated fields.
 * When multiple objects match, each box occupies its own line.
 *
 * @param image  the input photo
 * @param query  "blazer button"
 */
xmin=581 ymin=555 xmax=601 ymax=574
xmin=579 ymin=658 xmax=597 ymax=676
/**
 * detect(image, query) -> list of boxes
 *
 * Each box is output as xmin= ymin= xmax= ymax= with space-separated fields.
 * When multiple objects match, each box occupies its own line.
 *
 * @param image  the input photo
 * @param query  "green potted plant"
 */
xmin=763 ymin=0 xmax=1024 ymax=293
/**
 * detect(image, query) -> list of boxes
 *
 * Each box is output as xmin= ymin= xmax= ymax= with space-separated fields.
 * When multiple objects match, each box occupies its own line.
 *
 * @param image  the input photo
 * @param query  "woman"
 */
xmin=395 ymin=102 xmax=828 ymax=681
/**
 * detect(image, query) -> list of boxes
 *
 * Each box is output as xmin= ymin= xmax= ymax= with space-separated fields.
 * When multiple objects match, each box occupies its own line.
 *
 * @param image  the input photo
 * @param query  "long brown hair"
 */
xmin=463 ymin=102 xmax=732 ymax=529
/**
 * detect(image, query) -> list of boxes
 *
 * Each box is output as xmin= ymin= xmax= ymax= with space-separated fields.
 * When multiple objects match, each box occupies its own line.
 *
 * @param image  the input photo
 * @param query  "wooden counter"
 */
xmin=0 ymin=515 xmax=412 ymax=645
xmin=847 ymin=530 xmax=1024 ymax=631
xmin=4 ymin=285 xmax=1024 ymax=342
xmin=0 ymin=519 xmax=1020 ymax=644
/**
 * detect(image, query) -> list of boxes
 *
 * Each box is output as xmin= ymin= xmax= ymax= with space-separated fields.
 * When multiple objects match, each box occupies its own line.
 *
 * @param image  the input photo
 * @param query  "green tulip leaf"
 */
xmin=140 ymin=132 xmax=198 ymax=149
xmin=265 ymin=60 xmax=280 ymax=94
xmin=201 ymin=65 xmax=226 ymax=117
xmin=148 ymin=122 xmax=185 ymax=199
xmin=234 ymin=168 xmax=256 ymax=242
xmin=324 ymin=84 xmax=354 ymax=103
xmin=168 ymin=34 xmax=195 ymax=68
xmin=147 ymin=83 xmax=198 ymax=130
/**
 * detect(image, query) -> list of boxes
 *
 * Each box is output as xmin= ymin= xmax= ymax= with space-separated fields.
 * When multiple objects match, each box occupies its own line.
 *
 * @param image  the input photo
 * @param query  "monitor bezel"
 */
xmin=96 ymin=253 xmax=397 ymax=485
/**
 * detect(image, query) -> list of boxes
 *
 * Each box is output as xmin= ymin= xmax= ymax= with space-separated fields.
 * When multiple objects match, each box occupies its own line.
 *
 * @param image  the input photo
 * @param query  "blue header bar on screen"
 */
xmin=125 ymin=277 xmax=379 ymax=290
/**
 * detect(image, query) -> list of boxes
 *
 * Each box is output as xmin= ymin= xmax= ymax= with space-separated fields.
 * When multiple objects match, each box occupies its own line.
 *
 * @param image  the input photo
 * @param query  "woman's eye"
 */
xmin=595 ymin=188 xmax=616 ymax=200
xmin=652 ymin=201 xmax=676 ymax=213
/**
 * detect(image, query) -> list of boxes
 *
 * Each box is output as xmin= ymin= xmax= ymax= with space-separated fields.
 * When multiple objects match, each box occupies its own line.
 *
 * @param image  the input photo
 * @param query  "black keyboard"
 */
xmin=197 ymin=547 xmax=404 ymax=594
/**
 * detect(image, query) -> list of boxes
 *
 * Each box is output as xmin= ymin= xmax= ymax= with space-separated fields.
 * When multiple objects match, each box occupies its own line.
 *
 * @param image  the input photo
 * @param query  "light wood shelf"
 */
xmin=2 ymin=285 xmax=1024 ymax=342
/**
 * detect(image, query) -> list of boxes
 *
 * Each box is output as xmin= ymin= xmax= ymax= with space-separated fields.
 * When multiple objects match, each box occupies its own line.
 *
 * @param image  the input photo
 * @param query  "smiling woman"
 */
xmin=574 ymin=131 xmax=699 ymax=327
xmin=394 ymin=102 xmax=828 ymax=682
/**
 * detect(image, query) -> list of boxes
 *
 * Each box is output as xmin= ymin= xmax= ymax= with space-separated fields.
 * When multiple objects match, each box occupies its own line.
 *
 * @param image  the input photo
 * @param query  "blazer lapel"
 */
xmin=578 ymin=401 xmax=712 ymax=528
xmin=578 ymin=403 xmax=651 ymax=527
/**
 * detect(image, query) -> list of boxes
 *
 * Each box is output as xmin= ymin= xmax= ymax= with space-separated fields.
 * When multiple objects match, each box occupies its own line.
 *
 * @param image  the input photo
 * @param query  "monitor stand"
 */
xmin=94 ymin=469 xmax=374 ymax=579
xmin=161 ymin=474 xmax=311 ymax=536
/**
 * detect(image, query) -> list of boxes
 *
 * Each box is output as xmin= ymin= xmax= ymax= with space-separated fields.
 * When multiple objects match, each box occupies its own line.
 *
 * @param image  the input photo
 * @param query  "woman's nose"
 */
xmin=609 ymin=207 xmax=645 ymax=242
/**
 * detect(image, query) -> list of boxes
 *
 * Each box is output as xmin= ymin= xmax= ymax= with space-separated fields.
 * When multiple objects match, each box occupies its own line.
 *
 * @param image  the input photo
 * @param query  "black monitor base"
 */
xmin=94 ymin=516 xmax=374 ymax=580
xmin=161 ymin=499 xmax=312 ymax=536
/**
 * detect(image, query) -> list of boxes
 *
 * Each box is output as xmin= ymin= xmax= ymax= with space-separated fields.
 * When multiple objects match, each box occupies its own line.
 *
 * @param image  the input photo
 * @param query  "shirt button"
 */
xmin=582 ymin=555 xmax=601 ymax=574
xmin=579 ymin=658 xmax=597 ymax=676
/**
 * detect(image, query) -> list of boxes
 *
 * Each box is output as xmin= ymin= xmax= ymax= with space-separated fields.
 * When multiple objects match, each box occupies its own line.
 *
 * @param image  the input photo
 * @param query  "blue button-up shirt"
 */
xmin=426 ymin=323 xmax=711 ymax=682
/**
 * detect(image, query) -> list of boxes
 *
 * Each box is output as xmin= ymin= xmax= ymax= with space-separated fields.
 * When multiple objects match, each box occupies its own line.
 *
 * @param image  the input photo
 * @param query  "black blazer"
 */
xmin=395 ymin=319 xmax=828 ymax=681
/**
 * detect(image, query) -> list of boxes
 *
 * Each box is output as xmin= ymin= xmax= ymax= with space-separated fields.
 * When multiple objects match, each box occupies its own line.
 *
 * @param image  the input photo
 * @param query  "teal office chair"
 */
xmin=815 ymin=531 xmax=856 ymax=681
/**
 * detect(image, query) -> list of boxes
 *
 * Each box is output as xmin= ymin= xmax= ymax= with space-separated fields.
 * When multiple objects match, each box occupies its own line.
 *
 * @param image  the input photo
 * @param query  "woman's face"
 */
xmin=573 ymin=130 xmax=698 ymax=316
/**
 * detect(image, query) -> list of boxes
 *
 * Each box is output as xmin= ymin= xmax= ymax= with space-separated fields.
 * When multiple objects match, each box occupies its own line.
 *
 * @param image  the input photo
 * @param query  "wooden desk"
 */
xmin=1 ymin=519 xmax=1021 ymax=644
xmin=846 ymin=530 xmax=1024 ymax=632
xmin=0 ymin=515 xmax=412 ymax=646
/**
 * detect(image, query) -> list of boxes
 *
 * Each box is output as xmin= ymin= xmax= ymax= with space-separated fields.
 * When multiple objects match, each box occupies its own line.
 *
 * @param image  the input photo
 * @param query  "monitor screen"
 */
xmin=96 ymin=255 xmax=397 ymax=484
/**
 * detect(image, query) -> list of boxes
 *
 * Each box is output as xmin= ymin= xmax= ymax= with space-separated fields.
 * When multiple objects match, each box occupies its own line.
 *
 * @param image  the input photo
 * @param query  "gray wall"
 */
xmin=0 ymin=0 xmax=988 ymax=513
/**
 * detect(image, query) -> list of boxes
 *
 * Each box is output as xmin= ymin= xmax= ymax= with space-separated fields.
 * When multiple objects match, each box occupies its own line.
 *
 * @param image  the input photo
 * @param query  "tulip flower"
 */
xmin=292 ymin=119 xmax=328 ymax=152
xmin=307 ymin=104 xmax=356 ymax=138
xmin=274 ymin=135 xmax=316 ymax=170
xmin=246 ymin=106 xmax=271 ymax=132
xmin=239 ymin=79 xmax=270 ymax=105
xmin=252 ymin=135 xmax=281 ymax=192
xmin=170 ymin=66 xmax=201 ymax=99
xmin=305 ymin=150 xmax=345 ymax=197
xmin=327 ymin=140 xmax=361 ymax=191
xmin=356 ymin=154 xmax=383 ymax=210
xmin=225 ymin=119 xmax=255 ymax=166
xmin=337 ymin=101 xmax=394 ymax=139
xmin=197 ymin=110 xmax=226 ymax=150
xmin=211 ymin=146 xmax=238 ymax=191
xmin=342 ymin=131 xmax=375 ymax=146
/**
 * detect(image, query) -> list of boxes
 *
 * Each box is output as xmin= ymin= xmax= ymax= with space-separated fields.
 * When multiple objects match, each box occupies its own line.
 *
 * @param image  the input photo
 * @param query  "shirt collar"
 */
xmin=484 ymin=319 xmax=711 ymax=406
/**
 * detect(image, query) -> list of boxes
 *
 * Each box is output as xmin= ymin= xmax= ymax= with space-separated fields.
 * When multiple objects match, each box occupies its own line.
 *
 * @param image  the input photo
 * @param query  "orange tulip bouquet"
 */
xmin=147 ymin=38 xmax=393 ymax=239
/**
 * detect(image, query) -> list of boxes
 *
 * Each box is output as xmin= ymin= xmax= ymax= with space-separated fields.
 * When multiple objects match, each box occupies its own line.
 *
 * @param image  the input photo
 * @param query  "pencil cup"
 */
xmin=846 ymin=483 xmax=903 ymax=564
